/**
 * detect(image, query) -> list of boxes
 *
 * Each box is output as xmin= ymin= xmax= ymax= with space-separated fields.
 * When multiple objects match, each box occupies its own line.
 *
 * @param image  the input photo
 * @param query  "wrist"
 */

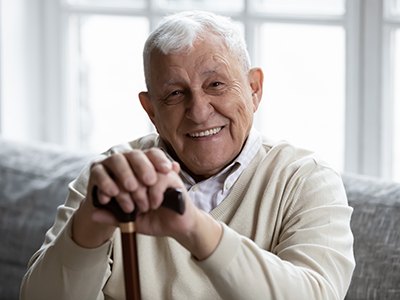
xmin=177 ymin=209 xmax=223 ymax=261
xmin=71 ymin=207 xmax=116 ymax=248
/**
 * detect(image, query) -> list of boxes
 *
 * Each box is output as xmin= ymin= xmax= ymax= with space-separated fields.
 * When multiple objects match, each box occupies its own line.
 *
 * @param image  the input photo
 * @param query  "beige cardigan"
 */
xmin=21 ymin=135 xmax=355 ymax=300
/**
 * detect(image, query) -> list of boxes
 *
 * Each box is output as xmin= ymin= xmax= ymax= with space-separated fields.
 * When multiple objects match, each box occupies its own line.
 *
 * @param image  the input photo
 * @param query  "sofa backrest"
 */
xmin=0 ymin=138 xmax=93 ymax=300
xmin=343 ymin=174 xmax=400 ymax=300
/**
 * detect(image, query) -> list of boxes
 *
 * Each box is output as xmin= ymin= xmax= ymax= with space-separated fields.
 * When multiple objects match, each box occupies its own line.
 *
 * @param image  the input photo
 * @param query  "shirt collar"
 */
xmin=233 ymin=127 xmax=262 ymax=168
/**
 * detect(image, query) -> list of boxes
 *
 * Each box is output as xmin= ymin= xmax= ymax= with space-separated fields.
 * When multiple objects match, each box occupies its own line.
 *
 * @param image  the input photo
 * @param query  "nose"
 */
xmin=184 ymin=90 xmax=213 ymax=123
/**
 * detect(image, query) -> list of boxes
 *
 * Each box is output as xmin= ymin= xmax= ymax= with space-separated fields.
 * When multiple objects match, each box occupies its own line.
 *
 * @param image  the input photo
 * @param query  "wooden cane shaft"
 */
xmin=92 ymin=186 xmax=185 ymax=300
xmin=120 ymin=225 xmax=141 ymax=300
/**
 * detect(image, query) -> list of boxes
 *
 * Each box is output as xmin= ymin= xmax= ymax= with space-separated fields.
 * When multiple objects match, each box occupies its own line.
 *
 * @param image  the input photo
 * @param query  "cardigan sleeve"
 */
xmin=196 ymin=164 xmax=355 ymax=300
xmin=20 ymin=161 xmax=114 ymax=300
xmin=20 ymin=138 xmax=159 ymax=300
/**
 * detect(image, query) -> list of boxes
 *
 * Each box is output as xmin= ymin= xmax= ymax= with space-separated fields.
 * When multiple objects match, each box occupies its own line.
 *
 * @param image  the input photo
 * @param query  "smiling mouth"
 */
xmin=187 ymin=126 xmax=223 ymax=138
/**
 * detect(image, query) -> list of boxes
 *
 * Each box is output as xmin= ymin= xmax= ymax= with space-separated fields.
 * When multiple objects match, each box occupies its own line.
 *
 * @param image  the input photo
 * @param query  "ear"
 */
xmin=139 ymin=91 xmax=156 ymax=125
xmin=248 ymin=68 xmax=264 ymax=112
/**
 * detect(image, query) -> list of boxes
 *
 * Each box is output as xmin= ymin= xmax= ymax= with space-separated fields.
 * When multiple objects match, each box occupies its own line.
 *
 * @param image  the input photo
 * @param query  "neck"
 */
xmin=163 ymin=143 xmax=208 ymax=182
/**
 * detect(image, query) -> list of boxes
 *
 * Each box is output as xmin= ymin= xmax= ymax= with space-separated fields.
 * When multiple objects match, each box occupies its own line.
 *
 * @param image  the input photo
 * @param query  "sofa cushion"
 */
xmin=343 ymin=174 xmax=400 ymax=300
xmin=0 ymin=138 xmax=93 ymax=300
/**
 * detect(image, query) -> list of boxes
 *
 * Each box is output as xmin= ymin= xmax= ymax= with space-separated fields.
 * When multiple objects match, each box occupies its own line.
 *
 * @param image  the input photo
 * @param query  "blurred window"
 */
xmin=258 ymin=24 xmax=345 ymax=169
xmin=249 ymin=0 xmax=345 ymax=15
xmin=393 ymin=29 xmax=400 ymax=181
xmin=73 ymin=15 xmax=150 ymax=151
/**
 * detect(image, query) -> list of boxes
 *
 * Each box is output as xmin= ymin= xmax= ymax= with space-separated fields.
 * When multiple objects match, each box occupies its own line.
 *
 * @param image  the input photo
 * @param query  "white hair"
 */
xmin=143 ymin=10 xmax=251 ymax=89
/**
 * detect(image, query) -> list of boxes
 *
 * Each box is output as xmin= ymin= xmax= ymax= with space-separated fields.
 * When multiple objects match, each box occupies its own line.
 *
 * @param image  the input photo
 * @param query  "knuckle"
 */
xmin=90 ymin=161 xmax=103 ymax=172
xmin=125 ymin=150 xmax=141 ymax=161
xmin=90 ymin=163 xmax=105 ymax=178
xmin=107 ymin=152 xmax=125 ymax=164
xmin=146 ymin=147 xmax=164 ymax=158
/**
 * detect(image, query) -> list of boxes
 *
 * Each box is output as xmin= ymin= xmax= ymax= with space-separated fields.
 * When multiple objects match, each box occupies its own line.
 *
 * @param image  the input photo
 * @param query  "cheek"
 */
xmin=223 ymin=87 xmax=254 ymax=127
xmin=153 ymin=107 xmax=183 ymax=135
xmin=235 ymin=103 xmax=254 ymax=131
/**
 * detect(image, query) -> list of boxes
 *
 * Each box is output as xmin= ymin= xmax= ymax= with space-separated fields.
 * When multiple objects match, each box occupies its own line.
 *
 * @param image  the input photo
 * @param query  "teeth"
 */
xmin=189 ymin=127 xmax=222 ymax=138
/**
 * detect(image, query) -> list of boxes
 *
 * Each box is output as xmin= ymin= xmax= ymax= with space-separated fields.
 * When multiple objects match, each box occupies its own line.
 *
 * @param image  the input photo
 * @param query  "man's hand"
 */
xmin=71 ymin=147 xmax=222 ymax=261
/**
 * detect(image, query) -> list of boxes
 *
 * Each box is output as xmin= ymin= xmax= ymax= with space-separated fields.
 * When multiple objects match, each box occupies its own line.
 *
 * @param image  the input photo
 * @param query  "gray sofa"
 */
xmin=0 ymin=138 xmax=399 ymax=300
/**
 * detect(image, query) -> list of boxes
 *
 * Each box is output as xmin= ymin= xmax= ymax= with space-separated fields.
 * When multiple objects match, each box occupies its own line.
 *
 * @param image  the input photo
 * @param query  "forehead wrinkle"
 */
xmin=194 ymin=61 xmax=231 ymax=80
xmin=191 ymin=46 xmax=229 ymax=66
xmin=155 ymin=48 xmax=238 ymax=90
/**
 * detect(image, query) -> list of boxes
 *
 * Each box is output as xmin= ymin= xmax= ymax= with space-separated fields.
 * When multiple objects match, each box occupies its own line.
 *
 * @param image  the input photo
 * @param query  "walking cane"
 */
xmin=92 ymin=186 xmax=185 ymax=300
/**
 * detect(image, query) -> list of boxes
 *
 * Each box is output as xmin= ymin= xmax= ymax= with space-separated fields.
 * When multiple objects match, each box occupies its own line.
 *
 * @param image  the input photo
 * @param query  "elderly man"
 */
xmin=21 ymin=10 xmax=355 ymax=300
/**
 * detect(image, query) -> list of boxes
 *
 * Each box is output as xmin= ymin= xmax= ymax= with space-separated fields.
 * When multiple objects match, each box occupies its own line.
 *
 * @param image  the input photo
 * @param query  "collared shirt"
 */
xmin=159 ymin=128 xmax=262 ymax=213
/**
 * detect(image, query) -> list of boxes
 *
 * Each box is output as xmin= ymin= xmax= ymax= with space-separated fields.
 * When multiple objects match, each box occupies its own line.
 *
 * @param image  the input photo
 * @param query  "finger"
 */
xmin=145 ymin=148 xmax=174 ymax=173
xmin=92 ymin=209 xmax=119 ymax=226
xmin=124 ymin=150 xmax=158 ymax=186
xmin=91 ymin=163 xmax=120 ymax=197
xmin=130 ymin=185 xmax=150 ymax=213
xmin=98 ymin=188 xmax=112 ymax=205
xmin=147 ymin=171 xmax=182 ymax=210
xmin=114 ymin=191 xmax=135 ymax=213
xmin=148 ymin=183 xmax=164 ymax=210
xmin=171 ymin=161 xmax=181 ymax=174
xmin=102 ymin=153 xmax=138 ymax=192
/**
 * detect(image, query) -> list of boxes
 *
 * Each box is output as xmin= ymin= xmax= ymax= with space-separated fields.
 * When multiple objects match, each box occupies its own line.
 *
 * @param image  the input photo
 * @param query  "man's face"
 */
xmin=140 ymin=35 xmax=263 ymax=179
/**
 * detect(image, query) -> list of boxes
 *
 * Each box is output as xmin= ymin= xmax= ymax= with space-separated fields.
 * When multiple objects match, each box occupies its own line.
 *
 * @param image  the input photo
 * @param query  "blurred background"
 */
xmin=0 ymin=0 xmax=399 ymax=182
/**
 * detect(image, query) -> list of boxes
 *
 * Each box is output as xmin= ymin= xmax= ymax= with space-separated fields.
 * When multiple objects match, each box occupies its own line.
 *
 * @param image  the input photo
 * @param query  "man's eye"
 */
xmin=207 ymin=81 xmax=226 ymax=95
xmin=167 ymin=90 xmax=184 ymax=99
xmin=172 ymin=90 xmax=183 ymax=96
xmin=163 ymin=90 xmax=185 ymax=105
xmin=211 ymin=82 xmax=224 ymax=88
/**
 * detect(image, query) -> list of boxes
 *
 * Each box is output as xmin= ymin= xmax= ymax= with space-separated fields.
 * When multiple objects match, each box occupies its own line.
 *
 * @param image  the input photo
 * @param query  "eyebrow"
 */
xmin=201 ymin=70 xmax=218 ymax=76
xmin=161 ymin=77 xmax=188 ymax=89
xmin=160 ymin=65 xmax=227 ymax=88
xmin=163 ymin=79 xmax=181 ymax=86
